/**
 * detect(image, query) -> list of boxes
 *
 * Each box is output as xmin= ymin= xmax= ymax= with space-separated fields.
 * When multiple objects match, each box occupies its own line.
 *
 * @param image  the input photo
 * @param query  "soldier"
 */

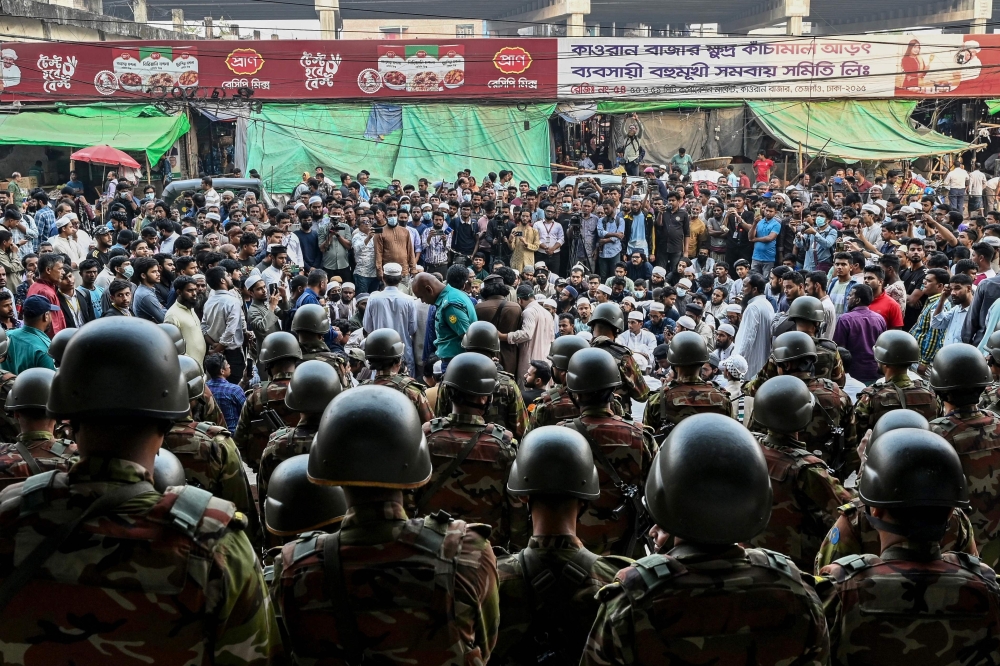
xmin=749 ymin=375 xmax=852 ymax=571
xmin=362 ymin=328 xmax=434 ymax=424
xmin=233 ymin=330 xmax=302 ymax=470
xmin=494 ymin=426 xmax=632 ymax=665
xmin=435 ymin=321 xmax=528 ymax=438
xmin=291 ymin=303 xmax=352 ymax=389
xmin=264 ymin=454 xmax=347 ymax=541
xmin=411 ymin=352 xmax=525 ymax=549
xmin=0 ymin=329 xmax=20 ymax=443
xmin=272 ymin=385 xmax=500 ymax=663
xmin=853 ymin=330 xmax=939 ymax=446
xmin=47 ymin=327 xmax=76 ymax=367
xmin=152 ymin=448 xmax=186 ymax=492
xmin=0 ymin=317 xmax=280 ymax=662
xmin=588 ymin=302 xmax=649 ymax=404
xmin=528 ymin=335 xmax=589 ymax=430
xmin=815 ymin=410 xmax=979 ymax=573
xmin=0 ymin=368 xmax=76 ymax=488
xmin=582 ymin=413 xmax=830 ymax=666
xmin=745 ymin=295 xmax=845 ymax=395
xmin=818 ymin=428 xmax=1000 ymax=665
xmin=158 ymin=322 xmax=227 ymax=429
xmin=928 ymin=343 xmax=1000 ymax=568
xmin=981 ymin=330 xmax=1000 ymax=413
xmin=561 ymin=347 xmax=656 ymax=558
xmin=643 ymin=331 xmax=731 ymax=438
xmin=259 ymin=360 xmax=343 ymax=524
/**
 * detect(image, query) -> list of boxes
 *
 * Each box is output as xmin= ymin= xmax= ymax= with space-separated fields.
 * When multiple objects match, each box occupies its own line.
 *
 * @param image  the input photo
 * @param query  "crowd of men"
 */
xmin=0 ymin=161 xmax=999 ymax=664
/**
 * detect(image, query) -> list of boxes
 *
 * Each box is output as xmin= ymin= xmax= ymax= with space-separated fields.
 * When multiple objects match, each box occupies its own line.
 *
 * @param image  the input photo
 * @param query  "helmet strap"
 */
xmin=863 ymin=506 xmax=948 ymax=543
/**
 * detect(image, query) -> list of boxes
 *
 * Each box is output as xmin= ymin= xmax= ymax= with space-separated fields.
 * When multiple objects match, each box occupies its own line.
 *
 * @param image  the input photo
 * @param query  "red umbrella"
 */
xmin=70 ymin=145 xmax=141 ymax=169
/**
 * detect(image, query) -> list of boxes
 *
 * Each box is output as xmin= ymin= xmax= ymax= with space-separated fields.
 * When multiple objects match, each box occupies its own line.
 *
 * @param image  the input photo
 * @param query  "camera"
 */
xmin=569 ymin=214 xmax=582 ymax=228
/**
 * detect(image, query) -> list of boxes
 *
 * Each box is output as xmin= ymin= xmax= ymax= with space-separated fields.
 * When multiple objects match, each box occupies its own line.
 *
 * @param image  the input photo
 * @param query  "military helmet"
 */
xmin=566 ymin=347 xmax=622 ymax=392
xmin=645 ymin=413 xmax=772 ymax=544
xmin=0 ymin=328 xmax=9 ymax=360
xmin=929 ymin=343 xmax=992 ymax=392
xmin=291 ymin=303 xmax=331 ymax=335
xmin=258 ymin=331 xmax=302 ymax=366
xmin=441 ymin=352 xmax=498 ymax=396
xmin=285 ymin=360 xmax=343 ymax=413
xmin=873 ymin=330 xmax=919 ymax=366
xmin=507 ymin=426 xmax=599 ymax=500
xmin=754 ymin=375 xmax=814 ymax=433
xmin=870 ymin=409 xmax=930 ymax=443
xmin=48 ymin=318 xmax=189 ymax=421
xmin=589 ymin=302 xmax=625 ymax=334
xmin=6 ymin=367 xmax=54 ymax=412
xmin=158 ymin=323 xmax=186 ymax=355
xmin=48 ymin=328 xmax=78 ymax=368
xmin=785 ymin=295 xmax=825 ymax=324
xmin=266 ymin=454 xmax=347 ymax=536
xmin=308 ymin=385 xmax=432 ymax=488
xmin=152 ymin=448 xmax=186 ymax=492
xmin=363 ymin=328 xmax=405 ymax=361
xmin=547 ymin=335 xmax=589 ymax=371
xmin=860 ymin=428 xmax=969 ymax=509
xmin=986 ymin=330 xmax=1000 ymax=364
xmin=178 ymin=354 xmax=205 ymax=401
xmin=666 ymin=331 xmax=709 ymax=366
xmin=461 ymin=321 xmax=501 ymax=355
xmin=771 ymin=331 xmax=817 ymax=364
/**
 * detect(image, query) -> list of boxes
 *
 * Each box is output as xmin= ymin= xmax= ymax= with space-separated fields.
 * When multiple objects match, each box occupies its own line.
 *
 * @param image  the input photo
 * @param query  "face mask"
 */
xmin=635 ymin=290 xmax=646 ymax=299
xmin=562 ymin=203 xmax=571 ymax=210
xmin=145 ymin=193 xmax=154 ymax=201
xmin=816 ymin=216 xmax=827 ymax=227
xmin=122 ymin=266 xmax=134 ymax=279
xmin=914 ymin=225 xmax=926 ymax=238
xmin=387 ymin=217 xmax=398 ymax=227
xmin=463 ymin=193 xmax=472 ymax=202
xmin=400 ymin=204 xmax=410 ymax=212
xmin=422 ymin=212 xmax=432 ymax=221
xmin=676 ymin=288 xmax=687 ymax=297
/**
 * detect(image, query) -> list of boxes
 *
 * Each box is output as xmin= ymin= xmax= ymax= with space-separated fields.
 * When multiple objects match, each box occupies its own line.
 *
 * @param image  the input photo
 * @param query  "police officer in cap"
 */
xmin=981 ymin=329 xmax=1000 ymax=414
xmin=528 ymin=335 xmax=590 ymax=430
xmin=0 ymin=317 xmax=280 ymax=662
xmin=0 ymin=368 xmax=76 ymax=488
xmin=493 ymin=426 xmax=632 ymax=665
xmin=582 ymin=413 xmax=830 ymax=666
xmin=292 ymin=302 xmax=352 ymax=389
xmin=435 ymin=321 xmax=528 ymax=438
xmin=588 ymin=302 xmax=649 ymax=404
xmin=362 ymin=328 xmax=434 ymax=423
xmin=272 ymin=385 xmax=499 ymax=664
xmin=818 ymin=428 xmax=1000 ymax=664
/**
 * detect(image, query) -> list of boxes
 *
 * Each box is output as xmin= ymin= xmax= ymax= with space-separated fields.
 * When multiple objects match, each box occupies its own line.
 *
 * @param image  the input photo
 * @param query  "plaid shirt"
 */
xmin=909 ymin=292 xmax=945 ymax=366
xmin=205 ymin=377 xmax=247 ymax=431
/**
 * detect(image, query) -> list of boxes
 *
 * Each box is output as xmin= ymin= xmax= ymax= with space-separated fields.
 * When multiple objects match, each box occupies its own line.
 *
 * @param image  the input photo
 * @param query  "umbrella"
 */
xmin=70 ymin=145 xmax=140 ymax=169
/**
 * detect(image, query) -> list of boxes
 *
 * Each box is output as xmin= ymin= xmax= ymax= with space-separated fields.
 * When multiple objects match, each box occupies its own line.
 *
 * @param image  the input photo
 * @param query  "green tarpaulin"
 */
xmin=247 ymin=102 xmax=556 ymax=192
xmin=747 ymin=100 xmax=970 ymax=160
xmin=597 ymin=101 xmax=744 ymax=113
xmin=0 ymin=104 xmax=188 ymax=165
xmin=986 ymin=100 xmax=1000 ymax=115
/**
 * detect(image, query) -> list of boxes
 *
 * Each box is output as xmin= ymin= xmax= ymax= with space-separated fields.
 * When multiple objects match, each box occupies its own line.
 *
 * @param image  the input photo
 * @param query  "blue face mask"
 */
xmin=122 ymin=265 xmax=134 ymax=279
xmin=422 ymin=212 xmax=432 ymax=221
xmin=463 ymin=193 xmax=472 ymax=202
xmin=387 ymin=217 xmax=398 ymax=227
xmin=400 ymin=204 xmax=410 ymax=212
xmin=816 ymin=216 xmax=827 ymax=227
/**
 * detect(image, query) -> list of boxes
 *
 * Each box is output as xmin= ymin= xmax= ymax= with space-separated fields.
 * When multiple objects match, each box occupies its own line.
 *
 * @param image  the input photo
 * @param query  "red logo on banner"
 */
xmin=226 ymin=48 xmax=265 ymax=75
xmin=493 ymin=46 xmax=532 ymax=74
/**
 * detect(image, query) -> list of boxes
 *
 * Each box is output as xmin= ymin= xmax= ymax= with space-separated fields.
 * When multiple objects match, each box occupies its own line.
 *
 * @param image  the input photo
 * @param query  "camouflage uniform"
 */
xmin=561 ymin=406 xmax=656 ymax=557
xmin=259 ymin=423 xmax=317 ymax=517
xmin=0 ymin=456 xmax=280 ymax=663
xmin=767 ymin=372 xmax=858 ymax=473
xmin=272 ymin=500 xmax=500 ymax=665
xmin=980 ymin=381 xmax=1000 ymax=414
xmin=494 ymin=535 xmax=631 ymax=665
xmin=0 ymin=371 xmax=18 ymax=442
xmin=749 ymin=434 xmax=852 ymax=571
xmin=931 ymin=406 xmax=1000 ymax=568
xmin=364 ymin=369 xmax=435 ymax=424
xmin=852 ymin=374 xmax=940 ymax=448
xmin=409 ymin=413 xmax=527 ymax=550
xmin=591 ymin=336 xmax=649 ymax=403
xmin=192 ymin=384 xmax=228 ymax=428
xmin=581 ymin=544 xmax=830 ymax=666
xmin=744 ymin=337 xmax=846 ymax=396
xmin=642 ymin=376 xmax=731 ymax=436
xmin=435 ymin=367 xmax=528 ymax=438
xmin=300 ymin=339 xmax=352 ymax=390
xmin=528 ymin=384 xmax=579 ymax=431
xmin=232 ymin=372 xmax=299 ymax=470
xmin=0 ymin=430 xmax=77 ymax=490
xmin=818 ymin=542 xmax=1000 ymax=666
xmin=814 ymin=497 xmax=979 ymax=574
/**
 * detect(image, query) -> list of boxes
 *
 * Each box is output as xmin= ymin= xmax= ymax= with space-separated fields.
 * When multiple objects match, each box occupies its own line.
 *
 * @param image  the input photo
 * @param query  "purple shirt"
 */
xmin=832 ymin=305 xmax=886 ymax=382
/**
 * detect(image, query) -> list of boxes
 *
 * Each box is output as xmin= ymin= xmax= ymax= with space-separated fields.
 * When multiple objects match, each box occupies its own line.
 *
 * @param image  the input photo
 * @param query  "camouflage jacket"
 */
xmin=300 ymin=339 xmax=353 ymax=390
xmin=781 ymin=372 xmax=858 ymax=474
xmin=408 ymin=413 xmax=526 ymax=550
xmin=0 ymin=430 xmax=77 ymax=489
xmin=364 ymin=370 xmax=435 ymax=424
xmin=192 ymin=384 xmax=228 ymax=428
xmin=643 ymin=376 xmax=732 ymax=436
xmin=528 ymin=384 xmax=580 ymax=431
xmin=745 ymin=337 xmax=846 ymax=396
xmin=818 ymin=542 xmax=1000 ymax=666
xmin=0 ymin=372 xmax=18 ymax=443
xmin=813 ymin=497 xmax=978 ymax=574
xmin=591 ymin=336 xmax=649 ymax=404
xmin=560 ymin=407 xmax=657 ymax=557
xmin=259 ymin=422 xmax=318 ymax=515
xmin=931 ymin=406 xmax=1000 ymax=568
xmin=232 ymin=373 xmax=299 ymax=470
xmin=0 ymin=456 xmax=280 ymax=664
xmin=853 ymin=374 xmax=940 ymax=448
xmin=581 ymin=544 xmax=830 ymax=666
xmin=435 ymin=367 xmax=528 ymax=438
xmin=493 ymin=535 xmax=632 ymax=666
xmin=272 ymin=500 xmax=500 ymax=666
xmin=980 ymin=382 xmax=1000 ymax=414
xmin=749 ymin=434 xmax=852 ymax=571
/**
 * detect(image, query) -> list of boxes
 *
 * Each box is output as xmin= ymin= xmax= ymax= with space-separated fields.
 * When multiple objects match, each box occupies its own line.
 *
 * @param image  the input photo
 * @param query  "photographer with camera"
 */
xmin=507 ymin=209 xmax=539 ymax=272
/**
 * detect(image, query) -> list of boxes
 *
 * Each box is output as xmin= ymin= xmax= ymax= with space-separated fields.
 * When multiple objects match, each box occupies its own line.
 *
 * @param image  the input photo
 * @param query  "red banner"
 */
xmin=0 ymin=39 xmax=557 ymax=101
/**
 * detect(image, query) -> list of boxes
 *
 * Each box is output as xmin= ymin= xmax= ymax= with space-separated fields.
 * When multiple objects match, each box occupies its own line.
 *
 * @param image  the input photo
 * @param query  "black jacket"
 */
xmin=59 ymin=287 xmax=96 ymax=327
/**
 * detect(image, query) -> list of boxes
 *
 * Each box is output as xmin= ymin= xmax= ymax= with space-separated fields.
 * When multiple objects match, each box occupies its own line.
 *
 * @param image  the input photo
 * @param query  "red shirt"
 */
xmin=753 ymin=158 xmax=774 ymax=183
xmin=26 ymin=280 xmax=65 ymax=339
xmin=869 ymin=291 xmax=904 ymax=329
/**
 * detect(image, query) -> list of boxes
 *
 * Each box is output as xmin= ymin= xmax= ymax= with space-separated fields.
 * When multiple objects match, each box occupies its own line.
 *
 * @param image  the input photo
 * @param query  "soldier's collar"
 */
xmin=880 ymin=541 xmax=942 ymax=563
xmin=450 ymin=413 xmax=486 ymax=426
xmin=68 ymin=455 xmax=154 ymax=486
xmin=580 ymin=405 xmax=614 ymax=417
xmin=17 ymin=430 xmax=54 ymax=446
xmin=527 ymin=534 xmax=584 ymax=551
xmin=341 ymin=500 xmax=408 ymax=528
xmin=763 ymin=433 xmax=808 ymax=452
xmin=946 ymin=405 xmax=982 ymax=418
xmin=668 ymin=541 xmax=744 ymax=563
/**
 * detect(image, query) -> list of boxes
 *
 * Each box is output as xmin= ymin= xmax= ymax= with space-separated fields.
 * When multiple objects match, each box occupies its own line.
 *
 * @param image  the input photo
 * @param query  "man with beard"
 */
xmin=165 ymin=275 xmax=207 ymax=369
xmin=475 ymin=274 xmax=523 ymax=375
xmin=575 ymin=297 xmax=592 ymax=331
xmin=153 ymin=253 xmax=175 ymax=307
xmin=294 ymin=200 xmax=322 ymax=273
xmin=244 ymin=274 xmax=283 ymax=348
xmin=714 ymin=322 xmax=736 ymax=362
xmin=556 ymin=285 xmax=578 ymax=317
xmin=329 ymin=281 xmax=356 ymax=321
xmin=931 ymin=273 xmax=973 ymax=346
xmin=522 ymin=359 xmax=551 ymax=404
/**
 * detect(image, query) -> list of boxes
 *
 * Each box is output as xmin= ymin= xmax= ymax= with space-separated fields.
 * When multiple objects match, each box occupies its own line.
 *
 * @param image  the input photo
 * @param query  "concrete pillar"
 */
xmin=231 ymin=23 xmax=239 ymax=37
xmin=971 ymin=0 xmax=990 ymax=33
xmin=171 ymin=8 xmax=184 ymax=32
xmin=133 ymin=0 xmax=147 ymax=23
xmin=566 ymin=12 xmax=584 ymax=37
xmin=316 ymin=0 xmax=341 ymax=39
xmin=253 ymin=29 xmax=261 ymax=39
xmin=786 ymin=15 xmax=802 ymax=35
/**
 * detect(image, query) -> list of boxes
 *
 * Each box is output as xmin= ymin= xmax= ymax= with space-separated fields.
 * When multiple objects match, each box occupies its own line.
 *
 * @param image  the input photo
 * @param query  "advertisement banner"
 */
xmin=0 ymin=39 xmax=557 ymax=101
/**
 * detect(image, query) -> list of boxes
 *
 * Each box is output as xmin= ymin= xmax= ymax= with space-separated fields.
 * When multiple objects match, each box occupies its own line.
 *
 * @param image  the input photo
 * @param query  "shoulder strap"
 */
xmin=414 ymin=425 xmax=491 ymax=515
xmin=168 ymin=485 xmax=214 ymax=538
xmin=891 ymin=383 xmax=908 ymax=410
xmin=520 ymin=546 xmax=600 ymax=599
xmin=572 ymin=418 xmax=627 ymax=490
xmin=832 ymin=553 xmax=872 ymax=574
xmin=14 ymin=441 xmax=40 ymax=476
xmin=322 ymin=532 xmax=365 ymax=666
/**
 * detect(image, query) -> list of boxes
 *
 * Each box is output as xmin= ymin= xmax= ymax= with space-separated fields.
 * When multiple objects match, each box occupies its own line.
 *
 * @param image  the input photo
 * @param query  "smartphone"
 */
xmin=289 ymin=265 xmax=300 ymax=276
xmin=372 ymin=226 xmax=384 ymax=234
xmin=268 ymin=283 xmax=278 ymax=296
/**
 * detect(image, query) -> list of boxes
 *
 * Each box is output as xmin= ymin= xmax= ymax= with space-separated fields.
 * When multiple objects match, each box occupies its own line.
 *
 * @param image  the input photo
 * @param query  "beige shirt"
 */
xmin=165 ymin=301 xmax=207 ymax=370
